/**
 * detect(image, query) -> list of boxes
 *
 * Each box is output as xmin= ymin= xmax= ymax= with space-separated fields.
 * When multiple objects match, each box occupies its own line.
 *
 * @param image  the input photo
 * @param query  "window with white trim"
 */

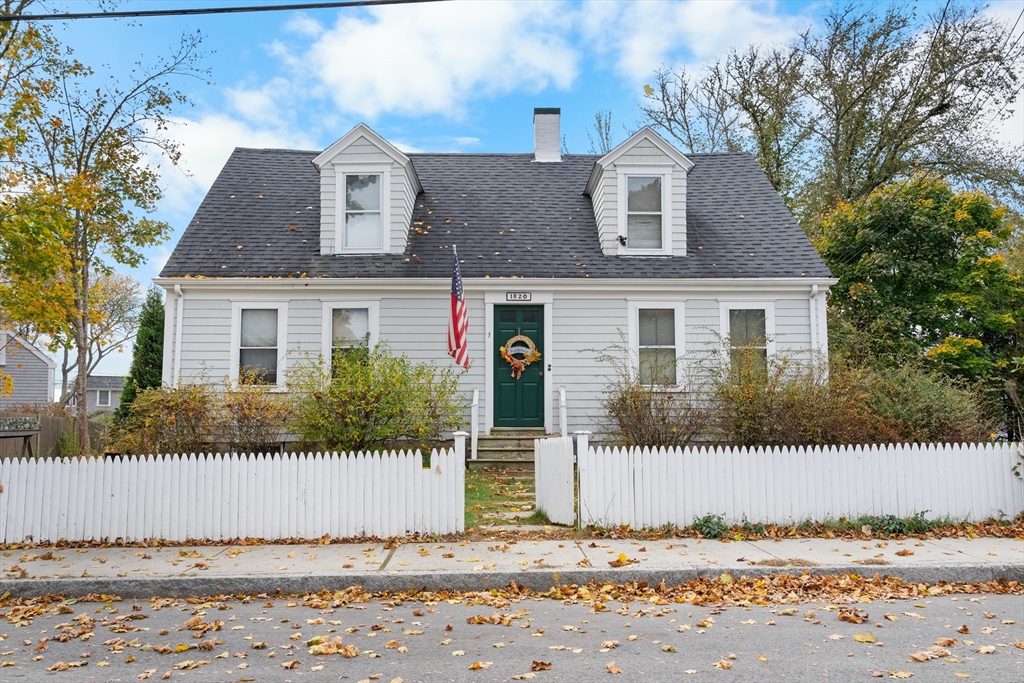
xmin=720 ymin=303 xmax=776 ymax=375
xmin=344 ymin=173 xmax=382 ymax=249
xmin=321 ymin=301 xmax=379 ymax=372
xmin=617 ymin=166 xmax=673 ymax=255
xmin=238 ymin=308 xmax=281 ymax=385
xmin=629 ymin=302 xmax=685 ymax=387
xmin=97 ymin=389 xmax=110 ymax=406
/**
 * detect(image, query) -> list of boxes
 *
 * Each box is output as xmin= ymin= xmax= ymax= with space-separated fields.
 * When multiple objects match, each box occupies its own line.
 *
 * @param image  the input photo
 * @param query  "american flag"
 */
xmin=448 ymin=251 xmax=470 ymax=369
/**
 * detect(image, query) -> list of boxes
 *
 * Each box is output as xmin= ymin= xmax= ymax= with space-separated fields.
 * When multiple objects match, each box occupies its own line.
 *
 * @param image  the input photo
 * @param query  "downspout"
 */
xmin=808 ymin=284 xmax=819 ymax=357
xmin=173 ymin=284 xmax=184 ymax=387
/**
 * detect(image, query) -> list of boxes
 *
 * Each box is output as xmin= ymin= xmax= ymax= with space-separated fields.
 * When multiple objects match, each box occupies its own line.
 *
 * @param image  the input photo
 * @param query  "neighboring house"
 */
xmin=67 ymin=375 xmax=125 ymax=414
xmin=0 ymin=332 xmax=55 ymax=409
xmin=156 ymin=108 xmax=835 ymax=438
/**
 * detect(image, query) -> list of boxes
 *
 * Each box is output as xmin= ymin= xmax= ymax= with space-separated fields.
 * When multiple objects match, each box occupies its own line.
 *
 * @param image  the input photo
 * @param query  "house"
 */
xmin=156 ymin=108 xmax=835 ymax=442
xmin=67 ymin=375 xmax=125 ymax=414
xmin=0 ymin=332 xmax=55 ymax=409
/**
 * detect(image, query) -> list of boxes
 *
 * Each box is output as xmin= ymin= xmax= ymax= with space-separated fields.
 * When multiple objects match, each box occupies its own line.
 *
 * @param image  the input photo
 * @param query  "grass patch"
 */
xmin=465 ymin=467 xmax=536 ymax=530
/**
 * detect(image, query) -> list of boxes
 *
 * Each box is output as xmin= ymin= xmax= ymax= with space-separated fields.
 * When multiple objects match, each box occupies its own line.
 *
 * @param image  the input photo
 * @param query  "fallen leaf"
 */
xmin=452 ymin=650 xmax=466 ymax=656
xmin=468 ymin=661 xmax=492 ymax=670
xmin=661 ymin=645 xmax=676 ymax=652
xmin=854 ymin=633 xmax=877 ymax=643
xmin=957 ymin=625 xmax=970 ymax=634
xmin=605 ymin=661 xmax=623 ymax=674
xmin=532 ymin=661 xmax=552 ymax=671
xmin=601 ymin=640 xmax=619 ymax=649
xmin=281 ymin=659 xmax=300 ymax=669
xmin=512 ymin=674 xmax=537 ymax=680
xmin=684 ymin=669 xmax=698 ymax=674
xmin=889 ymin=671 xmax=913 ymax=679
xmin=974 ymin=646 xmax=995 ymax=654
xmin=935 ymin=638 xmax=957 ymax=647
xmin=138 ymin=671 xmax=157 ymax=680
xmin=896 ymin=549 xmax=914 ymax=556
xmin=715 ymin=659 xmax=733 ymax=670
xmin=838 ymin=608 xmax=868 ymax=624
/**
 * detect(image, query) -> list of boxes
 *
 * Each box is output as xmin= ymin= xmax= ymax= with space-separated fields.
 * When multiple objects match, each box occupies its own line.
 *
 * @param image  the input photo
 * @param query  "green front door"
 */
xmin=494 ymin=305 xmax=544 ymax=428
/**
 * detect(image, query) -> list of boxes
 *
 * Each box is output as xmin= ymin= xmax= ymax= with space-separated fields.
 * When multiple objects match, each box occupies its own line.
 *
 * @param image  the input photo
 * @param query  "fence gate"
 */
xmin=534 ymin=436 xmax=576 ymax=525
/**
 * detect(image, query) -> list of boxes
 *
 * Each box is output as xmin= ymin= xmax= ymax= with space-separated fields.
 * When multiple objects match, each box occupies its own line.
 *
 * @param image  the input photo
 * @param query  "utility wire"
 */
xmin=0 ymin=0 xmax=447 ymax=22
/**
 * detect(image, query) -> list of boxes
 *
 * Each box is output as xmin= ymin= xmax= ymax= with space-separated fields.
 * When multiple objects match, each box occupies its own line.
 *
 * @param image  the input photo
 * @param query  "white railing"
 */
xmin=577 ymin=442 xmax=1024 ymax=528
xmin=0 ymin=433 xmax=468 ymax=543
xmin=558 ymin=386 xmax=567 ymax=438
xmin=534 ymin=434 xmax=578 ymax=526
xmin=470 ymin=387 xmax=479 ymax=460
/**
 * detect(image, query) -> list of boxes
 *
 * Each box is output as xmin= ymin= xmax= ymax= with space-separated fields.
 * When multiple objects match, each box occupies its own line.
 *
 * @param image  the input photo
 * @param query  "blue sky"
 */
xmin=42 ymin=0 xmax=1024 ymax=379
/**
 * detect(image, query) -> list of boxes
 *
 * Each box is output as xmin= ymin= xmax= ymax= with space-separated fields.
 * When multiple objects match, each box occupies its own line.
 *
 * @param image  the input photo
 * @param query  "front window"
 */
xmin=626 ymin=176 xmax=662 ymax=250
xmin=97 ymin=390 xmax=110 ymax=406
xmin=331 ymin=308 xmax=369 ymax=369
xmin=345 ymin=173 xmax=382 ymax=249
xmin=239 ymin=308 xmax=279 ymax=384
xmin=638 ymin=308 xmax=676 ymax=385
xmin=729 ymin=308 xmax=767 ymax=374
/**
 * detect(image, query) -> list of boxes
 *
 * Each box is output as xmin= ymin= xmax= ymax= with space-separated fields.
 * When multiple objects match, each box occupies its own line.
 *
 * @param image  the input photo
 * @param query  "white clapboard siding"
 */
xmin=0 ymin=446 xmax=465 ymax=544
xmin=578 ymin=442 xmax=1024 ymax=528
xmin=534 ymin=436 xmax=576 ymax=526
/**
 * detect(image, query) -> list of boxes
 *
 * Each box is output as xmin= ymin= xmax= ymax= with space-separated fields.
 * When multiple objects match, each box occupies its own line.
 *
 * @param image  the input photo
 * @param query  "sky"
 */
xmin=36 ymin=0 xmax=1024 ymax=385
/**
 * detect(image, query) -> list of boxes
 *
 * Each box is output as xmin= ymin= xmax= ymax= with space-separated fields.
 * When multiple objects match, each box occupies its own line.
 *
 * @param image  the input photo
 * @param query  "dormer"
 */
xmin=312 ymin=124 xmax=422 ymax=255
xmin=584 ymin=128 xmax=694 ymax=257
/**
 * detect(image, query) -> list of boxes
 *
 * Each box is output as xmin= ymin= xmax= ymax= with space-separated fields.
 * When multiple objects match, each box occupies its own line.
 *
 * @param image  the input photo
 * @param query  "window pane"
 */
xmin=627 ymin=214 xmax=662 ymax=249
xmin=333 ymin=308 xmax=369 ymax=346
xmin=345 ymin=174 xmax=381 ymax=211
xmin=729 ymin=309 xmax=766 ymax=347
xmin=98 ymin=390 xmax=109 ymax=406
xmin=730 ymin=346 xmax=768 ymax=377
xmin=521 ymin=310 xmax=539 ymax=323
xmin=241 ymin=309 xmax=277 ymax=348
xmin=627 ymin=176 xmax=661 ymax=212
xmin=345 ymin=212 xmax=382 ymax=249
xmin=639 ymin=309 xmax=674 ymax=346
xmin=639 ymin=348 xmax=677 ymax=386
xmin=499 ymin=310 xmax=516 ymax=323
xmin=240 ymin=348 xmax=278 ymax=384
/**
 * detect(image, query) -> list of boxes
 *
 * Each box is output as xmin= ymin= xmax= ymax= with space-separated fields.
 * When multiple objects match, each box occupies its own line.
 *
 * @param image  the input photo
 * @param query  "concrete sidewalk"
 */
xmin=3 ymin=536 xmax=1022 ymax=598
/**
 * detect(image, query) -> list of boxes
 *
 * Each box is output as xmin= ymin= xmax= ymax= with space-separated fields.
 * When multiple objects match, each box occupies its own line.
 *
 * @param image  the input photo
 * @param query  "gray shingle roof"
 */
xmin=85 ymin=375 xmax=125 ymax=390
xmin=160 ymin=149 xmax=831 ymax=280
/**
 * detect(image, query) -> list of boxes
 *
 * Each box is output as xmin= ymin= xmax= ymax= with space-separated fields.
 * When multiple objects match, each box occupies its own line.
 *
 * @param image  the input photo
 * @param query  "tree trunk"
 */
xmin=74 ymin=223 xmax=91 ymax=456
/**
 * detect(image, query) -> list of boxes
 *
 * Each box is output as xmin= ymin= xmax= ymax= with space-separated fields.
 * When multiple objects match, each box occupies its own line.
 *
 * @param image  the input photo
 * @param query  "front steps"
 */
xmin=467 ymin=427 xmax=555 ymax=469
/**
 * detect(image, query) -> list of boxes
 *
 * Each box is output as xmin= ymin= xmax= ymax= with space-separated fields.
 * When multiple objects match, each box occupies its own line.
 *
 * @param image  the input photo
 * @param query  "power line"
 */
xmin=0 ymin=0 xmax=447 ymax=22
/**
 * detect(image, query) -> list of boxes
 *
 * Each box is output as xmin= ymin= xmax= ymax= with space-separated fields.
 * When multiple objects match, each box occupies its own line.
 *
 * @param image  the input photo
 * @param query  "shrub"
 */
xmin=109 ymin=383 xmax=218 ymax=455
xmin=692 ymin=513 xmax=728 ymax=539
xmin=220 ymin=369 xmax=291 ymax=452
xmin=288 ymin=344 xmax=465 ymax=453
xmin=596 ymin=342 xmax=710 ymax=448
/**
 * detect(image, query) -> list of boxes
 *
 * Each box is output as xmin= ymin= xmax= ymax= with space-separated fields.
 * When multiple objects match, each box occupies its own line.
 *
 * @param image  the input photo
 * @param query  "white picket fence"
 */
xmin=534 ymin=435 xmax=576 ymax=525
xmin=0 ymin=434 xmax=468 ymax=543
xmin=576 ymin=442 xmax=1024 ymax=528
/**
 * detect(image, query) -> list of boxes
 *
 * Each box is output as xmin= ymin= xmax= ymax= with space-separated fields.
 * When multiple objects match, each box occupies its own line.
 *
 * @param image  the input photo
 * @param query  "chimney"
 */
xmin=533 ymin=107 xmax=561 ymax=162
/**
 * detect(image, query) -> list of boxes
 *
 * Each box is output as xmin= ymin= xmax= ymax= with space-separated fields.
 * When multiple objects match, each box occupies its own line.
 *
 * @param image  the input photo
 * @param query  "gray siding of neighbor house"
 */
xmin=0 ymin=336 xmax=53 ymax=409
xmin=162 ymin=283 xmax=821 ymax=438
xmin=85 ymin=388 xmax=122 ymax=413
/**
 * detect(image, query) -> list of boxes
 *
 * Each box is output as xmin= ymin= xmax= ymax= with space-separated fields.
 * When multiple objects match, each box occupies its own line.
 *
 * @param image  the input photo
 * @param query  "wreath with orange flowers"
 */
xmin=499 ymin=334 xmax=541 ymax=380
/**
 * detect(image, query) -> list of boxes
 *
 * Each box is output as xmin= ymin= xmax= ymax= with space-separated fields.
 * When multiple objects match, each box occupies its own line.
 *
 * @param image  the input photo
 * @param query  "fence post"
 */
xmin=558 ymin=386 xmax=567 ymax=438
xmin=470 ymin=389 xmax=479 ymax=460
xmin=453 ymin=431 xmax=468 ymax=533
xmin=573 ymin=431 xmax=590 ymax=527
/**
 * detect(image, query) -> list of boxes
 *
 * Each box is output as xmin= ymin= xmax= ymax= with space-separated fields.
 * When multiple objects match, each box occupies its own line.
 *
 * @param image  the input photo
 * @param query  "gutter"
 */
xmin=173 ymin=284 xmax=184 ymax=388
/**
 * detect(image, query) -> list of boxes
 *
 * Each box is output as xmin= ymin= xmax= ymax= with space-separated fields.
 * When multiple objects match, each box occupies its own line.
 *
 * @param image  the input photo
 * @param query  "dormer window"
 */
xmin=615 ymin=165 xmax=673 ymax=255
xmin=344 ymin=173 xmax=382 ymax=249
xmin=626 ymin=176 xmax=663 ymax=249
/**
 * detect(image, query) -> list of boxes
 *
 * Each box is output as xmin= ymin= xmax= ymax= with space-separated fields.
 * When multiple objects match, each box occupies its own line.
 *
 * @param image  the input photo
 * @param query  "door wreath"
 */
xmin=499 ymin=334 xmax=541 ymax=380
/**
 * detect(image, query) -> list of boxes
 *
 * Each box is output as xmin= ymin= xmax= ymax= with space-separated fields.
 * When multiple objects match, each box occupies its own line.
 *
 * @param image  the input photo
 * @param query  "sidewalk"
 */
xmin=3 ymin=536 xmax=1022 ymax=598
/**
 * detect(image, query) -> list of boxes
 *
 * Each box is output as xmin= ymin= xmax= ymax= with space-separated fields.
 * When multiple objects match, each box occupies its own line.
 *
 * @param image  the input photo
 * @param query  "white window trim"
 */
xmin=627 ymin=301 xmax=686 ymax=390
xmin=719 ymin=301 xmax=776 ymax=363
xmin=0 ymin=331 xmax=7 ymax=366
xmin=334 ymin=162 xmax=392 ymax=254
xmin=230 ymin=301 xmax=289 ymax=390
xmin=616 ymin=164 xmax=674 ymax=256
xmin=97 ymin=389 xmax=110 ymax=406
xmin=320 ymin=300 xmax=381 ymax=362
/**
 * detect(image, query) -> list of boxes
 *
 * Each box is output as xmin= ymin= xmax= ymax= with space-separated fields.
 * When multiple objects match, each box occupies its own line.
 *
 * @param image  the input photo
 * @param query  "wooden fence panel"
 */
xmin=0 ymin=445 xmax=466 ymax=543
xmin=578 ymin=442 xmax=1024 ymax=528
xmin=535 ymin=436 xmax=575 ymax=526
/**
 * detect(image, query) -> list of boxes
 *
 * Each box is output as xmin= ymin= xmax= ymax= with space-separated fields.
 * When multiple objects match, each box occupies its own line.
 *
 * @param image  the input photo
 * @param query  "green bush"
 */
xmin=288 ymin=344 xmax=465 ymax=453
xmin=692 ymin=513 xmax=728 ymax=539
xmin=109 ymin=383 xmax=218 ymax=455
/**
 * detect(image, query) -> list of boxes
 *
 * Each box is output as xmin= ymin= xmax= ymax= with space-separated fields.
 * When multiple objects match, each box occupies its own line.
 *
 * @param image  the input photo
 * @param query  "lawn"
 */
xmin=464 ymin=467 xmax=548 ymax=529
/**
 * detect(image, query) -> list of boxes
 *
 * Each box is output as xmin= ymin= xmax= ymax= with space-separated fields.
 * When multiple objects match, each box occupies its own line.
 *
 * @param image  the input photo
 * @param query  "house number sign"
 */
xmin=505 ymin=292 xmax=532 ymax=301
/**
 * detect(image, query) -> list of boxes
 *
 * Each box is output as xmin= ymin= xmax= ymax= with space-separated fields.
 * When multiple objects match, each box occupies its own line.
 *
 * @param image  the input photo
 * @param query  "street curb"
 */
xmin=7 ymin=564 xmax=1023 ymax=599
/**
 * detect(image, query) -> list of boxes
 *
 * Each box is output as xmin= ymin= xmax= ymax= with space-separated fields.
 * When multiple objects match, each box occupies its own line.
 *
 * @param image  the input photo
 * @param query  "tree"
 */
xmin=640 ymin=3 xmax=1024 ymax=222
xmin=816 ymin=174 xmax=1023 ymax=427
xmin=586 ymin=110 xmax=616 ymax=154
xmin=0 ymin=33 xmax=204 ymax=454
xmin=114 ymin=287 xmax=164 ymax=421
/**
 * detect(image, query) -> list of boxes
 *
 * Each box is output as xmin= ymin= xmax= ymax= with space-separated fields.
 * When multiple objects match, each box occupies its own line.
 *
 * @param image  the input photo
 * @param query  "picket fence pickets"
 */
xmin=0 ymin=445 xmax=466 ymax=544
xmin=534 ymin=436 xmax=576 ymax=526
xmin=577 ymin=442 xmax=1024 ymax=528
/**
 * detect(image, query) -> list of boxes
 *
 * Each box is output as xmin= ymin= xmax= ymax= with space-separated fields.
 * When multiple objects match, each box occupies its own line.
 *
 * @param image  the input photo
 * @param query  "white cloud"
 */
xmin=225 ymin=77 xmax=298 ymax=126
xmin=581 ymin=0 xmax=810 ymax=81
xmin=284 ymin=12 xmax=324 ymax=38
xmin=296 ymin=1 xmax=579 ymax=118
xmin=152 ymin=113 xmax=318 ymax=219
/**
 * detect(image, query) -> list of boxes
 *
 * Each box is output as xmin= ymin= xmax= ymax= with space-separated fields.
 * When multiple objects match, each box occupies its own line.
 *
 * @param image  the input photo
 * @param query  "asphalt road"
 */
xmin=0 ymin=593 xmax=1021 ymax=682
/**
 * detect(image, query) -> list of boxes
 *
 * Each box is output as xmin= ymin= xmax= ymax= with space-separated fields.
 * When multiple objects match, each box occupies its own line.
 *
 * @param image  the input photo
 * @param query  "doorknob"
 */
xmin=538 ymin=372 xmax=543 ymax=377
